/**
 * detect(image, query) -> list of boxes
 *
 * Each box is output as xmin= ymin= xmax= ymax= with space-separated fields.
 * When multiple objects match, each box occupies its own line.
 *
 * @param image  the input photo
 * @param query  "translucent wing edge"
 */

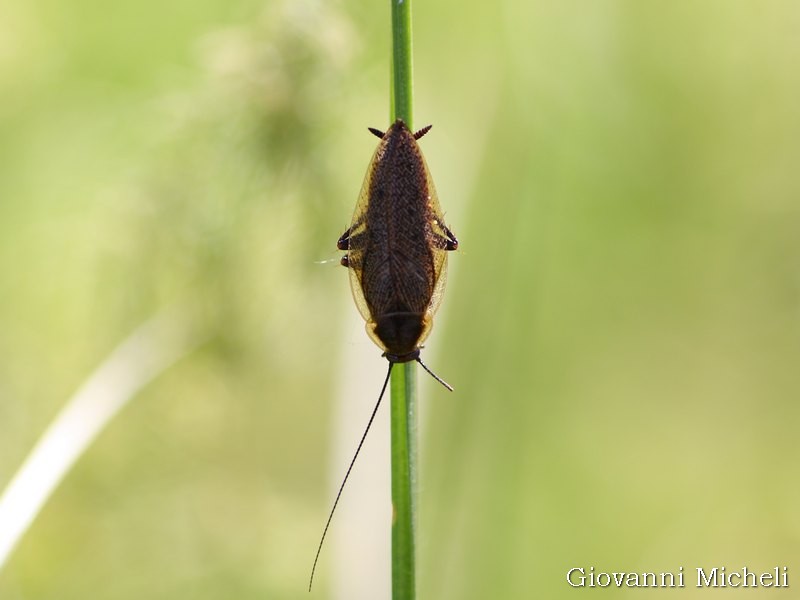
xmin=344 ymin=137 xmax=388 ymax=332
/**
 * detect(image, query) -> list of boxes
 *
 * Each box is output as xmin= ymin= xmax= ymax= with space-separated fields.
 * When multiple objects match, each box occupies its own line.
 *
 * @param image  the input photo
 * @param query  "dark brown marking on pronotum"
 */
xmin=309 ymin=119 xmax=458 ymax=592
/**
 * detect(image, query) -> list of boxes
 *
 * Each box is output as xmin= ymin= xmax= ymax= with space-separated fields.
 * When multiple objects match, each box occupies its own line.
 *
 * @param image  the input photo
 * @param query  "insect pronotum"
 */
xmin=309 ymin=120 xmax=458 ymax=590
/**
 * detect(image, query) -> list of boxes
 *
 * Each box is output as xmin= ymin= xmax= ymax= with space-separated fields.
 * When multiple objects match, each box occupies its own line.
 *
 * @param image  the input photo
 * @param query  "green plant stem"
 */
xmin=390 ymin=361 xmax=417 ymax=599
xmin=390 ymin=0 xmax=414 ymax=127
xmin=390 ymin=2 xmax=417 ymax=598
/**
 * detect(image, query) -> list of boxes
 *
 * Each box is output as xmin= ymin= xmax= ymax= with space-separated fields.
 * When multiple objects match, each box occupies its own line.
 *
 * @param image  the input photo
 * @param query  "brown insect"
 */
xmin=310 ymin=119 xmax=457 ymax=591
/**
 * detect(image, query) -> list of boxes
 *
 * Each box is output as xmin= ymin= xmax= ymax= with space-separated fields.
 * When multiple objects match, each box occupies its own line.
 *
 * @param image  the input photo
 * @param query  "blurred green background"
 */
xmin=1 ymin=0 xmax=799 ymax=598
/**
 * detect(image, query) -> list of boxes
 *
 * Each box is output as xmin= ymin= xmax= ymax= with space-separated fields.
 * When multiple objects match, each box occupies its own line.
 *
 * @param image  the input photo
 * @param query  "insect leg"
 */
xmin=441 ymin=223 xmax=458 ymax=251
xmin=337 ymin=227 xmax=352 ymax=250
xmin=339 ymin=230 xmax=365 ymax=250
xmin=431 ymin=221 xmax=458 ymax=251
xmin=338 ymin=212 xmax=368 ymax=249
xmin=338 ymin=231 xmax=365 ymax=267
xmin=368 ymin=127 xmax=385 ymax=139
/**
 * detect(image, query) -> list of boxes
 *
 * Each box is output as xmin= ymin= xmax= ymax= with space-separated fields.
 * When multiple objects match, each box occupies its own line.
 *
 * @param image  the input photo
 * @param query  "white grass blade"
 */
xmin=0 ymin=310 xmax=201 ymax=571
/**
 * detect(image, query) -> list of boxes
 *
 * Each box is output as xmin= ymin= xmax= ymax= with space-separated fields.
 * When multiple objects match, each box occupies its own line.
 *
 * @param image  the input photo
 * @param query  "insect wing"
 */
xmin=345 ymin=138 xmax=388 ymax=342
xmin=421 ymin=151 xmax=451 ymax=325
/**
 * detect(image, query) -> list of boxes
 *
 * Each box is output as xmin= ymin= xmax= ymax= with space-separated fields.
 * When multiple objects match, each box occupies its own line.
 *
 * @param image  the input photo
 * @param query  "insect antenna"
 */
xmin=309 ymin=362 xmax=394 ymax=592
xmin=416 ymin=357 xmax=454 ymax=392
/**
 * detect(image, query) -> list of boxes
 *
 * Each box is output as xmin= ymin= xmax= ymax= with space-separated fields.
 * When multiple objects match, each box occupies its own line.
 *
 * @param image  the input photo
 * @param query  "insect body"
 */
xmin=309 ymin=119 xmax=457 ymax=591
xmin=339 ymin=119 xmax=458 ymax=368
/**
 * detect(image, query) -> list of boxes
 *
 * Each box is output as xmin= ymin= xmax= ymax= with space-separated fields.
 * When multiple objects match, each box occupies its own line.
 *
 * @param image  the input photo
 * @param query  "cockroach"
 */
xmin=309 ymin=119 xmax=458 ymax=591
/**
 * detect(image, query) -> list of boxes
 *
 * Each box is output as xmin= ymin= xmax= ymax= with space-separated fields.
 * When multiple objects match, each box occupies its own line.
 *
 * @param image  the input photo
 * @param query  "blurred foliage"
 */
xmin=1 ymin=0 xmax=799 ymax=599
xmin=1 ymin=0 xmax=359 ymax=598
